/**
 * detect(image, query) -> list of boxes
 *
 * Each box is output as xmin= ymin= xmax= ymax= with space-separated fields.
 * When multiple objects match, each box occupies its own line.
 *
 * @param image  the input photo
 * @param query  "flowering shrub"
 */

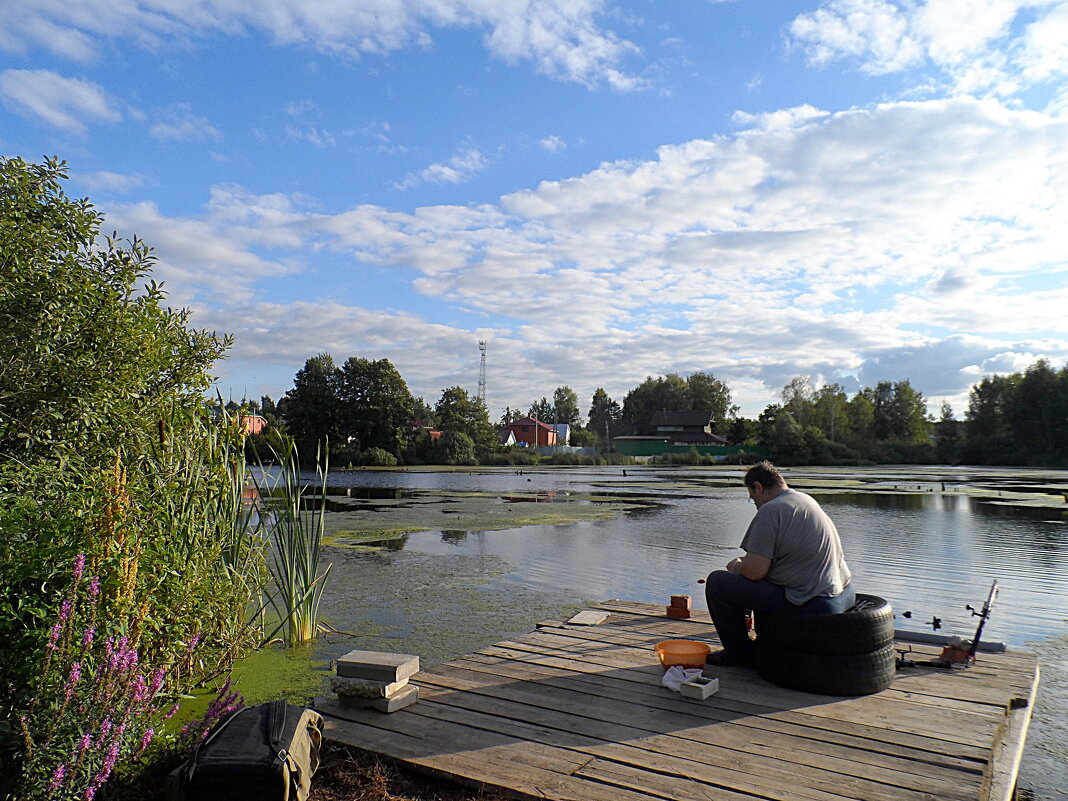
xmin=18 ymin=555 xmax=172 ymax=801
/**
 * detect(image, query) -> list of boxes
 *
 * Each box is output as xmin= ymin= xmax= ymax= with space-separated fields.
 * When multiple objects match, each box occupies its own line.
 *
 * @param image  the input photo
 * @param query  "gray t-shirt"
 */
xmin=740 ymin=488 xmax=852 ymax=605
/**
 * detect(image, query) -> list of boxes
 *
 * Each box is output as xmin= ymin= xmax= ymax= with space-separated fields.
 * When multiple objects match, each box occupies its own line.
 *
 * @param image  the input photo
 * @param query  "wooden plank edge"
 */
xmin=979 ymin=663 xmax=1040 ymax=801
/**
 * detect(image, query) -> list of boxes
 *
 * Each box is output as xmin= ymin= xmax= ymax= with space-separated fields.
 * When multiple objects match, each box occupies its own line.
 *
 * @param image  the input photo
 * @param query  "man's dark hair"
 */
xmin=744 ymin=460 xmax=786 ymax=489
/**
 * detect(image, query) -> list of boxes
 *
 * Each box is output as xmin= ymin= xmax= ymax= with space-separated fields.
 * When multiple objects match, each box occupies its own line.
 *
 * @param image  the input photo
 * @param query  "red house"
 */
xmin=501 ymin=417 xmax=558 ymax=447
xmin=239 ymin=414 xmax=267 ymax=435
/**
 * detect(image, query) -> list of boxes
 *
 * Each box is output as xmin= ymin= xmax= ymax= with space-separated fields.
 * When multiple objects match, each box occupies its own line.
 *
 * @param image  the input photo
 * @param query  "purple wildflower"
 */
xmin=130 ymin=675 xmax=147 ymax=704
xmin=59 ymin=599 xmax=73 ymax=622
xmin=148 ymin=667 xmax=166 ymax=696
xmin=78 ymin=733 xmax=92 ymax=752
xmin=63 ymin=661 xmax=83 ymax=701
xmin=73 ymin=554 xmax=86 ymax=581
xmin=82 ymin=627 xmax=95 ymax=648
xmin=84 ymin=784 xmax=96 ymax=801
xmin=97 ymin=717 xmax=112 ymax=744
xmin=49 ymin=763 xmax=67 ymax=790
xmin=88 ymin=576 xmax=100 ymax=597
xmin=164 ymin=702 xmax=180 ymax=719
xmin=139 ymin=728 xmax=155 ymax=752
xmin=47 ymin=622 xmax=62 ymax=650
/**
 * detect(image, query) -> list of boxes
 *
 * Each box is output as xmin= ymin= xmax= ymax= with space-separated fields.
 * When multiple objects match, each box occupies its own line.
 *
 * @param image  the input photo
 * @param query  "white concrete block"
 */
xmin=336 ymin=650 xmax=420 ymax=683
xmin=568 ymin=610 xmax=609 ymax=626
xmin=328 ymin=675 xmax=408 ymax=699
xmin=334 ymin=683 xmax=419 ymax=713
xmin=680 ymin=675 xmax=719 ymax=700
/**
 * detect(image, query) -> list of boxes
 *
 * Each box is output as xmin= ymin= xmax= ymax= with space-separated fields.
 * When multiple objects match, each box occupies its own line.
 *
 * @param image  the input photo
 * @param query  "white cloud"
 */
xmin=91 ymin=96 xmax=1068 ymax=415
xmin=397 ymin=147 xmax=490 ymax=188
xmin=539 ymin=135 xmax=567 ymax=152
xmin=0 ymin=69 xmax=119 ymax=134
xmin=788 ymin=0 xmax=1068 ymax=97
xmin=149 ymin=104 xmax=221 ymax=142
xmin=286 ymin=126 xmax=336 ymax=147
xmin=78 ymin=170 xmax=145 ymax=193
xmin=1 ymin=0 xmax=644 ymax=90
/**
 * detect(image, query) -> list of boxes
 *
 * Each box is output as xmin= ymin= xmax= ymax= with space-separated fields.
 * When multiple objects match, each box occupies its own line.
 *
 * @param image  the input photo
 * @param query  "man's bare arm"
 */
xmin=726 ymin=552 xmax=772 ymax=580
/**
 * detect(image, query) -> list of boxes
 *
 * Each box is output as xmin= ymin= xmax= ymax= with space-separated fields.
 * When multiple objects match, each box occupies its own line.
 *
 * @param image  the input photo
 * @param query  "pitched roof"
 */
xmin=506 ymin=417 xmax=555 ymax=432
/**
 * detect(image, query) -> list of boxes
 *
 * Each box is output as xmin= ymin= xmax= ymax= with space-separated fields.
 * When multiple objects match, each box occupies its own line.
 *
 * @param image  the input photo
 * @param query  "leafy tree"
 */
xmin=621 ymin=374 xmax=689 ymax=434
xmin=570 ymin=427 xmax=599 ymax=447
xmin=781 ymin=376 xmax=816 ymax=428
xmin=553 ymin=386 xmax=581 ymax=427
xmin=587 ymin=388 xmax=622 ymax=445
xmin=436 ymin=386 xmax=495 ymax=457
xmin=499 ymin=406 xmax=520 ymax=426
xmin=0 ymin=157 xmax=229 ymax=459
xmin=769 ymin=411 xmax=807 ymax=464
xmin=411 ymin=396 xmax=436 ymax=428
xmin=440 ymin=431 xmax=476 ymax=465
xmin=686 ymin=372 xmax=736 ymax=423
xmin=527 ymin=397 xmax=554 ymax=422
xmin=337 ymin=357 xmax=414 ymax=456
xmin=280 ymin=353 xmax=341 ymax=459
xmin=935 ymin=402 xmax=962 ymax=464
xmin=845 ymin=392 xmax=875 ymax=447
xmin=757 ymin=404 xmax=781 ymax=443
xmin=812 ymin=383 xmax=850 ymax=442
xmin=727 ymin=417 xmax=757 ymax=445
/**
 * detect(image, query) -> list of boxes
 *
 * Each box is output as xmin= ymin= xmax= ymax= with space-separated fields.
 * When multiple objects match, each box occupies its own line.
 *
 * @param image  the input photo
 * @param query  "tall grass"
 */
xmin=256 ymin=443 xmax=333 ymax=645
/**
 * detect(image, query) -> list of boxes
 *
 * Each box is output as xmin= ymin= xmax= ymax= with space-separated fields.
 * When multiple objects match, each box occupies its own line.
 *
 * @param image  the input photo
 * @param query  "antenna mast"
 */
xmin=477 ymin=340 xmax=487 ymax=406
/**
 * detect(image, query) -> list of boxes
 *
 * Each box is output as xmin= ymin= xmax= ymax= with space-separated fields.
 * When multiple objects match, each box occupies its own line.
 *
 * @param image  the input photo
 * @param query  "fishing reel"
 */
xmin=901 ymin=610 xmax=942 ymax=631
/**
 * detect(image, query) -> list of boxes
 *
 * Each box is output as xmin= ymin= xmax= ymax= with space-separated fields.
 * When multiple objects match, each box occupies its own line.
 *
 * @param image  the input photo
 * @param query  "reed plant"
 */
xmin=256 ymin=442 xmax=333 ymax=645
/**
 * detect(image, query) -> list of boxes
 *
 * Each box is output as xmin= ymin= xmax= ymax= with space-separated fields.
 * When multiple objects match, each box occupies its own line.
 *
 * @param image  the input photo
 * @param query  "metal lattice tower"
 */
xmin=477 ymin=340 xmax=487 ymax=406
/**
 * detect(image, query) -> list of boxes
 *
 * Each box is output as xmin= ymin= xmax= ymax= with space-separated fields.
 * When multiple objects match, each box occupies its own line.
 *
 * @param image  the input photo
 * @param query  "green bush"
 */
xmin=0 ymin=157 xmax=265 ymax=798
xmin=360 ymin=447 xmax=398 ymax=467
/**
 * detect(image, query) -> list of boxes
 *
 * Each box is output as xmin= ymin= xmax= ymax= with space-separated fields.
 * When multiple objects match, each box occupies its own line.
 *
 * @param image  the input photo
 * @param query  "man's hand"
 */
xmin=726 ymin=552 xmax=772 ymax=581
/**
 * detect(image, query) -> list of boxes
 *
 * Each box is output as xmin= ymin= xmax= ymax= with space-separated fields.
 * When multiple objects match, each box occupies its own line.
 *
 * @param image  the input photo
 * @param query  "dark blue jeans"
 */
xmin=704 ymin=570 xmax=855 ymax=664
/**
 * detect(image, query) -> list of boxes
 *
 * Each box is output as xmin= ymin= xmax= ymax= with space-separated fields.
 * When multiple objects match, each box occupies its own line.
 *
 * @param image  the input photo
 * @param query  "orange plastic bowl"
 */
xmin=654 ymin=639 xmax=710 ymax=670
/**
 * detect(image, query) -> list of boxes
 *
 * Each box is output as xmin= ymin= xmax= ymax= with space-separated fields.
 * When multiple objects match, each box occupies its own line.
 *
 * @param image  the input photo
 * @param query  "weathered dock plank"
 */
xmin=321 ymin=600 xmax=1038 ymax=801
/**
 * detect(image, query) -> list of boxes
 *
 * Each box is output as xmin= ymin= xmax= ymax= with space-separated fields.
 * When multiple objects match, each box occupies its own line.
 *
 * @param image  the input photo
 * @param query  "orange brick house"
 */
xmin=500 ymin=417 xmax=558 ymax=447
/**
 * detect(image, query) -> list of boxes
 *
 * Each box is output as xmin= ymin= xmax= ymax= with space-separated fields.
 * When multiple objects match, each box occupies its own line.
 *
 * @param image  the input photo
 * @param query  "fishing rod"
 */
xmin=965 ymin=580 xmax=999 ymax=662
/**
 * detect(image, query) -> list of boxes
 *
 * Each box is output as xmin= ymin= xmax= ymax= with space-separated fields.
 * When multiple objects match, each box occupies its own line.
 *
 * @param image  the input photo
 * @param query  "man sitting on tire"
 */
xmin=704 ymin=460 xmax=854 ymax=667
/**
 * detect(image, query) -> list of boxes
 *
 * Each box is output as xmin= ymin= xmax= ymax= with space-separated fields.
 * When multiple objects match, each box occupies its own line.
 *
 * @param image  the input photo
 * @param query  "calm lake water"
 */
xmin=306 ymin=465 xmax=1068 ymax=800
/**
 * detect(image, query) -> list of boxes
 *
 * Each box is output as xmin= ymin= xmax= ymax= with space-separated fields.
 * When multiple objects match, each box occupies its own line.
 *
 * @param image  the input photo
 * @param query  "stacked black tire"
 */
xmin=754 ymin=594 xmax=896 ymax=696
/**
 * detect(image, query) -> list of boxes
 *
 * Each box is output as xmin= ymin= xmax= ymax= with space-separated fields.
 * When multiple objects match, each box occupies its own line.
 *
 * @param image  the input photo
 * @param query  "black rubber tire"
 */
xmin=755 ymin=643 xmax=897 ymax=696
xmin=754 ymin=593 xmax=894 ymax=656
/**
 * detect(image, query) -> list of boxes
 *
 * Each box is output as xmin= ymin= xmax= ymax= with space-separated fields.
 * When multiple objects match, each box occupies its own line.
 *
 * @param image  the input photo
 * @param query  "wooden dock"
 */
xmin=320 ymin=600 xmax=1039 ymax=801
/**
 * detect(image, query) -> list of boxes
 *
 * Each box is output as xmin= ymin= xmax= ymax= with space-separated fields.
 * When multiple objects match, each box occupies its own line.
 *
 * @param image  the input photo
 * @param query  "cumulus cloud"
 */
xmin=149 ymin=104 xmax=221 ymax=142
xmin=78 ymin=170 xmax=145 ymax=193
xmin=92 ymin=95 xmax=1068 ymax=414
xmin=396 ymin=147 xmax=490 ymax=189
xmin=1 ymin=0 xmax=644 ymax=90
xmin=539 ymin=135 xmax=567 ymax=152
xmin=788 ymin=0 xmax=1068 ymax=97
xmin=0 ymin=69 xmax=119 ymax=134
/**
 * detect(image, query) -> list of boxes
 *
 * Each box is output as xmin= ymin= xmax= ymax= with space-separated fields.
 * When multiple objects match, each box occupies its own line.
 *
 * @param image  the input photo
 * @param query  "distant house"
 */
xmin=498 ymin=429 xmax=517 ymax=446
xmin=649 ymin=410 xmax=728 ymax=446
xmin=612 ymin=409 xmax=729 ymax=456
xmin=501 ymin=417 xmax=558 ymax=447
xmin=240 ymin=414 xmax=267 ymax=435
xmin=552 ymin=423 xmax=570 ymax=446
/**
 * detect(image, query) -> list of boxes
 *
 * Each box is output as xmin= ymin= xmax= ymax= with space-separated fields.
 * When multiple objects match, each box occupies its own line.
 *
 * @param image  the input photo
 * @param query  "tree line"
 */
xmin=250 ymin=353 xmax=1068 ymax=468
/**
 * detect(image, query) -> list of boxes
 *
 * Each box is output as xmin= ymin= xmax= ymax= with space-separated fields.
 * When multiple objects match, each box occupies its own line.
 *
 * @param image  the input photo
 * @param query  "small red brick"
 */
xmin=666 ymin=606 xmax=692 ymax=619
xmin=669 ymin=595 xmax=692 ymax=610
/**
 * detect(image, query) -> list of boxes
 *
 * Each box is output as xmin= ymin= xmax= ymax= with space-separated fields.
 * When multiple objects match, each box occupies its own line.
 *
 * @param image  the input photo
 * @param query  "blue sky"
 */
xmin=3 ymin=0 xmax=1067 ymax=419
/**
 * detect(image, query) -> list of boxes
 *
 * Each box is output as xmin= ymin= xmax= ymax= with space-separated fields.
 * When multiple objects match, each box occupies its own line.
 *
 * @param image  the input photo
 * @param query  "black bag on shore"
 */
xmin=168 ymin=700 xmax=324 ymax=801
